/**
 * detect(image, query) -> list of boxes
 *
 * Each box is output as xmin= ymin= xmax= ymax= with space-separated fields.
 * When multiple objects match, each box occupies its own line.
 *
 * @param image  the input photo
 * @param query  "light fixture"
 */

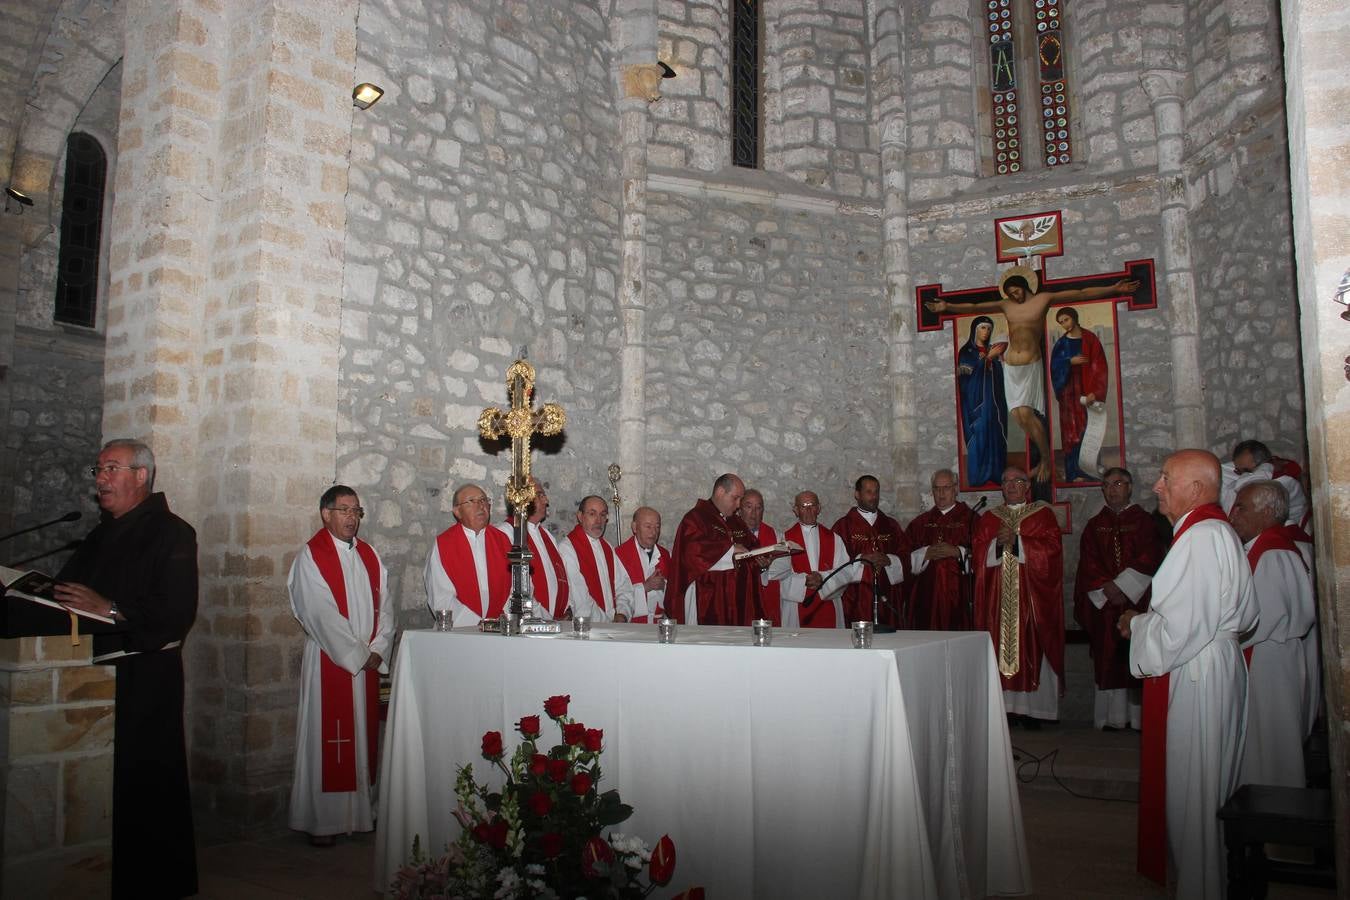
xmin=5 ymin=186 xmax=33 ymax=207
xmin=1334 ymin=269 xmax=1350 ymax=322
xmin=352 ymin=83 xmax=384 ymax=110
xmin=657 ymin=61 xmax=676 ymax=79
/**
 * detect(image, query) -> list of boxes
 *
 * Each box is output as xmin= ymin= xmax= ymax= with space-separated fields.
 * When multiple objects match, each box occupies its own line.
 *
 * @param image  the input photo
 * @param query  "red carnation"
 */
xmin=583 ymin=727 xmax=603 ymax=752
xmin=543 ymin=694 xmax=570 ymax=718
xmin=562 ymin=722 xmax=586 ymax=746
xmin=517 ymin=715 xmax=541 ymax=739
xmin=529 ymin=790 xmax=552 ymax=816
xmin=548 ymin=759 xmax=570 ymax=783
xmin=581 ymin=835 xmax=614 ymax=877
xmin=529 ymin=753 xmax=549 ymax=777
xmin=649 ymin=834 xmax=676 ymax=885
xmin=480 ymin=730 xmax=504 ymax=759
xmin=540 ymin=832 xmax=564 ymax=859
xmin=570 ymin=771 xmax=593 ymax=796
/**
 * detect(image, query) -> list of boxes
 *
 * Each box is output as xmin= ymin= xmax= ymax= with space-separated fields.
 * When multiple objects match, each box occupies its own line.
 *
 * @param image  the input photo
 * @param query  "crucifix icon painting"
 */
xmin=916 ymin=211 xmax=1156 ymax=494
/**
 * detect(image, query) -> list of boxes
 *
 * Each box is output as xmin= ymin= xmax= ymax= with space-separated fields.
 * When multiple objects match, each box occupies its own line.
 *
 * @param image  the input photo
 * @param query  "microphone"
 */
xmin=0 ymin=510 xmax=82 ymax=544
xmin=972 ymin=496 xmax=988 ymax=513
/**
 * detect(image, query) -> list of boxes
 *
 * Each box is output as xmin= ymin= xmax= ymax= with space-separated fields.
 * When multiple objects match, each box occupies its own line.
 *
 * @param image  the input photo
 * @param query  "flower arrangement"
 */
xmin=391 ymin=694 xmax=702 ymax=900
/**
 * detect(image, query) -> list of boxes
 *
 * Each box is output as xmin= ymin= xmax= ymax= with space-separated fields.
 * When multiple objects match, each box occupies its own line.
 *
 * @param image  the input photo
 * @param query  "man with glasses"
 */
xmin=904 ymin=469 xmax=976 ymax=630
xmin=425 ymin=483 xmax=512 ymax=627
xmin=1071 ymin=468 xmax=1165 ymax=730
xmin=973 ymin=466 xmax=1064 ymax=728
xmin=559 ymin=495 xmax=635 ymax=622
xmin=770 ymin=491 xmax=863 ymax=628
xmin=287 ymin=486 xmax=395 ymax=846
xmin=7 ymin=438 xmax=200 ymax=897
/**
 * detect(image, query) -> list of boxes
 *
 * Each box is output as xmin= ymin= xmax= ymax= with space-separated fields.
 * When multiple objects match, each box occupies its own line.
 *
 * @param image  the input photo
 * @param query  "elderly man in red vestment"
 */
xmin=615 ymin=506 xmax=669 ymax=622
xmin=973 ymin=466 xmax=1064 ymax=727
xmin=425 ymin=483 xmax=512 ymax=627
xmin=666 ymin=473 xmax=763 ymax=625
xmin=1072 ymin=467 xmax=1165 ymax=730
xmin=904 ymin=468 xmax=975 ymax=630
xmin=740 ymin=488 xmax=783 ymax=625
xmin=831 ymin=474 xmax=908 ymax=627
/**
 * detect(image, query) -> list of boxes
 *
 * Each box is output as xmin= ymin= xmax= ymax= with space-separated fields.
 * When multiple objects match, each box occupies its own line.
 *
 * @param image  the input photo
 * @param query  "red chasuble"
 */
xmin=566 ymin=527 xmax=617 ymax=614
xmin=754 ymin=523 xmax=782 ymax=625
xmin=831 ymin=508 xmax=909 ymax=627
xmin=666 ymin=498 xmax=760 ymax=625
xmin=435 ymin=524 xmax=512 ymax=619
xmin=1071 ymin=504 xmax=1165 ymax=690
xmin=1136 ymin=502 xmax=1229 ymax=885
xmin=904 ymin=502 xmax=975 ymax=630
xmin=972 ymin=504 xmax=1064 ymax=692
xmin=615 ymin=537 xmax=670 ymax=623
xmin=784 ymin=522 xmax=839 ymax=628
xmin=306 ymin=530 xmax=381 ymax=792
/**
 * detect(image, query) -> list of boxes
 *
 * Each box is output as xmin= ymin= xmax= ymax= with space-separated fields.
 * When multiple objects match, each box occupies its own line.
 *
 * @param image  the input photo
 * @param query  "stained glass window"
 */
xmin=1036 ymin=0 xmax=1072 ymax=167
xmin=986 ymin=0 xmax=1073 ymax=175
xmin=988 ymin=0 xmax=1021 ymax=175
xmin=54 ymin=133 xmax=106 ymax=328
xmin=731 ymin=0 xmax=760 ymax=169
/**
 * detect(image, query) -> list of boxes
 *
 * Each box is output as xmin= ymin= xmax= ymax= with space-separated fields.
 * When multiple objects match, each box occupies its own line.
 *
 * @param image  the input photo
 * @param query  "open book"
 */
xmin=733 ymin=540 xmax=804 ymax=563
xmin=1 ymin=566 xmax=115 ymax=624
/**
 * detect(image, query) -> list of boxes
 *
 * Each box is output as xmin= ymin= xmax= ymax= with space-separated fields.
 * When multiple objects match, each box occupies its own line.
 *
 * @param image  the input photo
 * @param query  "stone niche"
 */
xmin=0 ymin=635 xmax=115 ymax=898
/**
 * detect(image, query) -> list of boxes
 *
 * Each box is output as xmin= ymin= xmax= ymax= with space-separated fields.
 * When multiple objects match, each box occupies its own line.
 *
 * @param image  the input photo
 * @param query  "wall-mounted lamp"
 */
xmin=5 ymin=186 xmax=34 ymax=207
xmin=1332 ymin=269 xmax=1350 ymax=322
xmin=352 ymin=83 xmax=385 ymax=110
xmin=658 ymin=62 xmax=676 ymax=79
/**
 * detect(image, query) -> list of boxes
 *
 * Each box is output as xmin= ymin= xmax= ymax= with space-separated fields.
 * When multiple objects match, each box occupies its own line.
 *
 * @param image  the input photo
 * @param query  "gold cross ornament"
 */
xmin=478 ymin=359 xmax=566 ymax=512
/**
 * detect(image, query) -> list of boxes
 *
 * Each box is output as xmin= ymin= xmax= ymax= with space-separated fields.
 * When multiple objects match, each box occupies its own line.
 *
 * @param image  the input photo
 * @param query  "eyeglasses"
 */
xmin=1104 ymin=480 xmax=1132 ymax=487
xmin=795 ymin=501 xmax=819 ymax=509
xmin=1002 ymin=477 xmax=1029 ymax=485
xmin=455 ymin=496 xmax=490 ymax=508
xmin=88 ymin=464 xmax=143 ymax=478
xmin=327 ymin=505 xmax=365 ymax=518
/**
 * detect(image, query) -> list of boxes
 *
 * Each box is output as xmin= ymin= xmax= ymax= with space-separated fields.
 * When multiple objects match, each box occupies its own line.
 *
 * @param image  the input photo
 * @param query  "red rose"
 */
xmin=543 ymin=694 xmax=570 ymax=719
xmin=580 ymin=835 xmax=614 ymax=877
xmin=517 ymin=715 xmax=541 ymax=739
xmin=529 ymin=753 xmax=549 ymax=777
xmin=548 ymin=759 xmax=570 ymax=783
xmin=562 ymin=722 xmax=586 ymax=746
xmin=583 ymin=727 xmax=603 ymax=752
xmin=540 ymin=832 xmax=564 ymax=859
xmin=649 ymin=834 xmax=676 ymax=885
xmin=471 ymin=818 xmax=508 ymax=849
xmin=529 ymin=791 xmax=552 ymax=816
xmin=480 ymin=730 xmax=504 ymax=759
xmin=570 ymin=771 xmax=593 ymax=796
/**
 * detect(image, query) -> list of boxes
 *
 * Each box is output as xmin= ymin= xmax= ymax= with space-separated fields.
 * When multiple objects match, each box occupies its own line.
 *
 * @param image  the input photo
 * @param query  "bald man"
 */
xmin=768 ymin=491 xmax=864 ymax=628
xmin=615 ymin=507 xmax=670 ymax=622
xmin=665 ymin=473 xmax=762 ymax=625
xmin=559 ymin=495 xmax=635 ymax=622
xmin=425 ymin=483 xmax=513 ymax=627
xmin=1118 ymin=450 xmax=1257 ymax=899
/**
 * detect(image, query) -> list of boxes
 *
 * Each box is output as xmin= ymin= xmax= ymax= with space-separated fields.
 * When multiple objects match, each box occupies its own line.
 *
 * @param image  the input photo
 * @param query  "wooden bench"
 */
xmin=1218 ymin=784 xmax=1336 ymax=899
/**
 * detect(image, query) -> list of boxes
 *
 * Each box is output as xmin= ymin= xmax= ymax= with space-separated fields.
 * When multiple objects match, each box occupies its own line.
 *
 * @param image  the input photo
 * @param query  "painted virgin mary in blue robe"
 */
xmin=957 ymin=316 xmax=1008 ymax=487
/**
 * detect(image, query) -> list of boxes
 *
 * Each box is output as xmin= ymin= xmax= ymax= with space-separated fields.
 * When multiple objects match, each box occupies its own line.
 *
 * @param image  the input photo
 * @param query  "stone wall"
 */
xmin=340 ymin=0 xmax=622 ymax=621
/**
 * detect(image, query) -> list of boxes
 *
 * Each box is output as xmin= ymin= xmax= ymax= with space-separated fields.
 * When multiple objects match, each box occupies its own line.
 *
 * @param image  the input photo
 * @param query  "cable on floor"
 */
xmin=1011 ymin=743 xmax=1138 ymax=804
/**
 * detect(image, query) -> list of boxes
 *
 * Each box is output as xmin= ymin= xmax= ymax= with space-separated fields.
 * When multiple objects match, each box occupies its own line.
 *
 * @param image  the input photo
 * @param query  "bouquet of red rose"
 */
xmin=391 ymin=694 xmax=702 ymax=900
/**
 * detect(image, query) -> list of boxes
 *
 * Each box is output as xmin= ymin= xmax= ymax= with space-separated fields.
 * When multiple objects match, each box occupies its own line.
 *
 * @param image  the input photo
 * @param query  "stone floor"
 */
xmin=190 ymin=723 xmax=1334 ymax=899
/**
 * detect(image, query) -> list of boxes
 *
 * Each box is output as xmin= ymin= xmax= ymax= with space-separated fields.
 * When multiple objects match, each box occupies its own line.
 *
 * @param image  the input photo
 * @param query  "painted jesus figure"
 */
xmin=927 ymin=270 xmax=1138 ymax=482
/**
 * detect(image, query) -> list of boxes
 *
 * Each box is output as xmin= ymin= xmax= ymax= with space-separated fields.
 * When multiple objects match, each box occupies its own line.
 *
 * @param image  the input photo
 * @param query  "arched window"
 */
xmin=983 ymin=0 xmax=1074 ymax=175
xmin=54 ymin=132 xmax=106 ymax=327
xmin=731 ymin=0 xmax=760 ymax=168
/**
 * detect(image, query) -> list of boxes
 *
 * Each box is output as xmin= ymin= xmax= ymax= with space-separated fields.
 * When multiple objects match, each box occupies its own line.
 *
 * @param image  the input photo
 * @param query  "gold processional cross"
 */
xmin=478 ymin=357 xmax=565 ymax=625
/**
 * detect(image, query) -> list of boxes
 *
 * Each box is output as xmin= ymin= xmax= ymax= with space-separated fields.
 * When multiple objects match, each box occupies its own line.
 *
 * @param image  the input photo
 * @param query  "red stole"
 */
xmin=1137 ymin=503 xmax=1228 ymax=884
xmin=307 ymin=530 xmax=381 ymax=792
xmin=435 ymin=525 xmax=512 ymax=619
xmin=567 ymin=527 xmax=616 ymax=614
xmin=786 ymin=522 xmax=838 ymax=628
xmin=615 ymin=538 xmax=669 ymax=622
xmin=754 ymin=523 xmax=782 ymax=626
xmin=1243 ymin=527 xmax=1304 ymax=670
xmin=510 ymin=518 xmax=570 ymax=618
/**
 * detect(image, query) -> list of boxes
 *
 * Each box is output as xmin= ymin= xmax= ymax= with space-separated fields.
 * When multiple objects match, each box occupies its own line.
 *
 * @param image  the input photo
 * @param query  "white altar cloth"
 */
xmin=374 ymin=625 xmax=1030 ymax=898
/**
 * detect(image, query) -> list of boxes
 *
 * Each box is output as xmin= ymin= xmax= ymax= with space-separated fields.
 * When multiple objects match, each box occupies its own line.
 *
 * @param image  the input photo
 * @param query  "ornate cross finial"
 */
xmin=478 ymin=359 xmax=566 ymax=512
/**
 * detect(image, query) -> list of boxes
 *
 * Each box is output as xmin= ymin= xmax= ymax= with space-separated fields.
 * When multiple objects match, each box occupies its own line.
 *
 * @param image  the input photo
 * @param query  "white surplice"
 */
xmin=424 ymin=525 xmax=494 ymax=628
xmin=1240 ymin=535 xmax=1317 ymax=787
xmin=765 ymin=523 xmax=863 ymax=628
xmin=494 ymin=520 xmax=563 ymax=619
xmin=1128 ymin=510 xmax=1258 ymax=900
xmin=558 ymin=531 xmax=634 ymax=622
xmin=1220 ymin=462 xmax=1308 ymax=527
xmin=288 ymin=532 xmax=395 ymax=836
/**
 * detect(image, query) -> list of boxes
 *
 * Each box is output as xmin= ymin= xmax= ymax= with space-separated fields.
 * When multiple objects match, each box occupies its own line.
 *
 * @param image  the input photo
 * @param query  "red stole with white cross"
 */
xmin=786 ymin=522 xmax=838 ymax=628
xmin=1137 ymin=503 xmax=1229 ymax=884
xmin=307 ymin=530 xmax=381 ymax=792
xmin=436 ymin=524 xmax=512 ymax=619
xmin=567 ymin=527 xmax=616 ymax=614
xmin=615 ymin=538 xmax=670 ymax=622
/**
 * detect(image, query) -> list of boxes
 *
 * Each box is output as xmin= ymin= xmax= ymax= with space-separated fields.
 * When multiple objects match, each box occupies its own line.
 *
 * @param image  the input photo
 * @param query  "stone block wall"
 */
xmin=0 ymin=637 xmax=115 ymax=899
xmin=341 ymin=0 xmax=622 ymax=619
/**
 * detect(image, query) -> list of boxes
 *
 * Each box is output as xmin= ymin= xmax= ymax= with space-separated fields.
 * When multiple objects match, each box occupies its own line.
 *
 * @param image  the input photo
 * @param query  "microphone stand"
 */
xmin=7 ymin=539 xmax=83 ymax=569
xmin=0 ymin=511 xmax=82 ymax=544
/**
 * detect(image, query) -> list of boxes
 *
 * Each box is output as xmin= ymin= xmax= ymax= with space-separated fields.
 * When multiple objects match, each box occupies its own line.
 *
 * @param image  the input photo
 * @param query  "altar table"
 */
xmin=373 ymin=625 xmax=1030 ymax=898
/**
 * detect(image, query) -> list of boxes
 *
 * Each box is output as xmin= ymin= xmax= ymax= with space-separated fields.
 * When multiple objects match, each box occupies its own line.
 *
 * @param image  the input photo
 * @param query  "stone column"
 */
xmin=1282 ymin=0 xmax=1350 ymax=884
xmin=1140 ymin=69 xmax=1206 ymax=449
xmin=107 ymin=0 xmax=359 ymax=832
xmin=869 ymin=1 xmax=918 ymax=509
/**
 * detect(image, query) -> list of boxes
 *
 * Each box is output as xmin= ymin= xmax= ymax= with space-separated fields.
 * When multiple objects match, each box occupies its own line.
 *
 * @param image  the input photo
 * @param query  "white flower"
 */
xmin=494 ymin=867 xmax=522 ymax=900
xmin=525 ymin=864 xmax=545 ymax=876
